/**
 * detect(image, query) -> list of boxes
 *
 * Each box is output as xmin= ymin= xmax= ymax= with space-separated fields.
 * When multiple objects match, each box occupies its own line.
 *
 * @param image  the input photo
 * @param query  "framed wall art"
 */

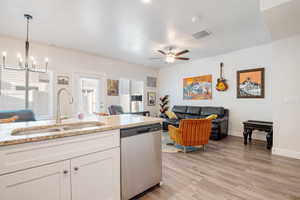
xmin=147 ymin=76 xmax=157 ymax=88
xmin=107 ymin=79 xmax=119 ymax=96
xmin=147 ymin=92 xmax=156 ymax=106
xmin=237 ymin=68 xmax=265 ymax=98
xmin=183 ymin=75 xmax=212 ymax=100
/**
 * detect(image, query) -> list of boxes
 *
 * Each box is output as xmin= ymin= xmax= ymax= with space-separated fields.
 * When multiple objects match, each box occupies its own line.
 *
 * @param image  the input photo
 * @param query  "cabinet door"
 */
xmin=0 ymin=160 xmax=71 ymax=200
xmin=71 ymin=148 xmax=120 ymax=200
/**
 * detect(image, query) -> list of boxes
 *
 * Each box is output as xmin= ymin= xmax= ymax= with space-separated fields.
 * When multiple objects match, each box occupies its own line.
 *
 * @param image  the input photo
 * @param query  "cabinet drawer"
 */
xmin=0 ymin=130 xmax=120 ymax=175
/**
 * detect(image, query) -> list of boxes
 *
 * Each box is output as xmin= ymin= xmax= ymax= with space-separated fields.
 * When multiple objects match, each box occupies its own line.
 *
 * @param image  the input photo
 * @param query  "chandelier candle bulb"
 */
xmin=18 ymin=58 xmax=23 ymax=67
xmin=2 ymin=51 xmax=6 ymax=66
xmin=45 ymin=57 xmax=49 ymax=64
xmin=33 ymin=60 xmax=37 ymax=69
xmin=45 ymin=58 xmax=49 ymax=71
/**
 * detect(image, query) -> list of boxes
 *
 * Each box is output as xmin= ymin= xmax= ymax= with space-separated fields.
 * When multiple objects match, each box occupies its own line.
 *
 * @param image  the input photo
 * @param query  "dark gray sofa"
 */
xmin=161 ymin=105 xmax=229 ymax=140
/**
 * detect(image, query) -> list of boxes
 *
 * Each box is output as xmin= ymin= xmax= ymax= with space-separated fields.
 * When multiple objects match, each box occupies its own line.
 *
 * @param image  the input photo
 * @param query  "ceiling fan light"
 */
xmin=166 ymin=56 xmax=175 ymax=63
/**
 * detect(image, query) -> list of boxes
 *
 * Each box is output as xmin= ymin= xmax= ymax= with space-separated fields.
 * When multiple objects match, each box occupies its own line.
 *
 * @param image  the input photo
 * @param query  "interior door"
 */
xmin=0 ymin=160 xmax=71 ymax=200
xmin=71 ymin=148 xmax=120 ymax=200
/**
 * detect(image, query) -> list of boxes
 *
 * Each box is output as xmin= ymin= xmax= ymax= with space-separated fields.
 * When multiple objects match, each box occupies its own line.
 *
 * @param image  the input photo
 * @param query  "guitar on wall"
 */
xmin=216 ymin=62 xmax=228 ymax=91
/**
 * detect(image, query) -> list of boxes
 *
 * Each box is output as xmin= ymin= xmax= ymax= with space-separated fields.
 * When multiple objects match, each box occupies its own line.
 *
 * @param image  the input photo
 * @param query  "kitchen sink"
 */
xmin=61 ymin=122 xmax=105 ymax=131
xmin=11 ymin=121 xmax=105 ymax=136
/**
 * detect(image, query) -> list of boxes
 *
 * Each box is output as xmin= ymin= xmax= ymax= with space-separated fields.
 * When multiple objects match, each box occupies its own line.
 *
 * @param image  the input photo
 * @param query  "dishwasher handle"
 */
xmin=137 ymin=128 xmax=151 ymax=134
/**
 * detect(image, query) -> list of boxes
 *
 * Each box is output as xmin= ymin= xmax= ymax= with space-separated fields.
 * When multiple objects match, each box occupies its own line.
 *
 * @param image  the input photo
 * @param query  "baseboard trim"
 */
xmin=272 ymin=148 xmax=300 ymax=160
xmin=229 ymin=130 xmax=265 ymax=141
xmin=229 ymin=131 xmax=242 ymax=137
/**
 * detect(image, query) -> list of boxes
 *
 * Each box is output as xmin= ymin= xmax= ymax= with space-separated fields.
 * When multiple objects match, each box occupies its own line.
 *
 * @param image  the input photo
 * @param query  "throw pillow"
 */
xmin=0 ymin=115 xmax=19 ymax=123
xmin=206 ymin=114 xmax=218 ymax=120
xmin=165 ymin=111 xmax=178 ymax=119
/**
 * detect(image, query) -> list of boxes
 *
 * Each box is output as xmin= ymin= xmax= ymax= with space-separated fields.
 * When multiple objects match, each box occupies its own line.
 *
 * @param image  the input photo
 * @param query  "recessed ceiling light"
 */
xmin=192 ymin=16 xmax=200 ymax=23
xmin=142 ymin=0 xmax=151 ymax=3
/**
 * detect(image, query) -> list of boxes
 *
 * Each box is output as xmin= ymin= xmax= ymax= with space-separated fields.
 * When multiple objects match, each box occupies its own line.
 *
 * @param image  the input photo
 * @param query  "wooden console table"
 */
xmin=243 ymin=120 xmax=273 ymax=149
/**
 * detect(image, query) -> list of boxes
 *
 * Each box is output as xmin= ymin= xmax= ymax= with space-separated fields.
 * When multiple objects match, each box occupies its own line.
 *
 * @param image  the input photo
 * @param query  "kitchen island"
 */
xmin=0 ymin=114 xmax=163 ymax=200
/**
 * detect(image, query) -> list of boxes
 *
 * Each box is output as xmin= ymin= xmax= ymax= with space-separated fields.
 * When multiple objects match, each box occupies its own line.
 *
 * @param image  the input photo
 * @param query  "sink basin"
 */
xmin=62 ymin=122 xmax=105 ymax=131
xmin=11 ymin=121 xmax=105 ymax=136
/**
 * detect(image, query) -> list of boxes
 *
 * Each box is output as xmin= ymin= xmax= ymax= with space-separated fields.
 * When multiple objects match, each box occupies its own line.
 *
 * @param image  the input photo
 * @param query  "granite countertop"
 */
xmin=0 ymin=114 xmax=163 ymax=147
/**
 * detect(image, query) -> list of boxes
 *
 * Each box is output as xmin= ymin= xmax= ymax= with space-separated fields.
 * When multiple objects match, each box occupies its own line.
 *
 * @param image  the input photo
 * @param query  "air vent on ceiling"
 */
xmin=192 ymin=30 xmax=211 ymax=40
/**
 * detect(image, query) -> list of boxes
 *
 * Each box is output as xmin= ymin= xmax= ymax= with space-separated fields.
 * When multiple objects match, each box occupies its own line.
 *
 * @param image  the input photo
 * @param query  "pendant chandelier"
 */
xmin=0 ymin=14 xmax=49 ymax=108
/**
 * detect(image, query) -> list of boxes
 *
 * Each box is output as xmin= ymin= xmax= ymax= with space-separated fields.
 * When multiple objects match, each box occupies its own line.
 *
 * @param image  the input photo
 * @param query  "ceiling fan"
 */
xmin=151 ymin=47 xmax=190 ymax=63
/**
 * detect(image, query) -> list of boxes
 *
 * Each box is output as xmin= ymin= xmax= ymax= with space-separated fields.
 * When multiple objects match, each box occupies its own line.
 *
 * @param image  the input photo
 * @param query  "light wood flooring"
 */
xmin=141 ymin=136 xmax=300 ymax=200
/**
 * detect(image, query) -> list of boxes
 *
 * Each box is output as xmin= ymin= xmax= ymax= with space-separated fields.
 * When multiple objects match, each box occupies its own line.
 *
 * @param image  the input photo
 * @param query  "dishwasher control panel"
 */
xmin=120 ymin=123 xmax=162 ymax=138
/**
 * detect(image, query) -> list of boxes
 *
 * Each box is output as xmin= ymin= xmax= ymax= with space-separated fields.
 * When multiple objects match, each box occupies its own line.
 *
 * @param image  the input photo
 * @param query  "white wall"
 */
xmin=0 ymin=35 xmax=159 ymax=117
xmin=271 ymin=35 xmax=300 ymax=159
xmin=158 ymin=44 xmax=273 ymax=140
xmin=158 ymin=34 xmax=300 ymax=159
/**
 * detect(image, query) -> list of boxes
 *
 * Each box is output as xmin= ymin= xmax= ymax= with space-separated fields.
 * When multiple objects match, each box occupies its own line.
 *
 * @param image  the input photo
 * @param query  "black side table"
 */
xmin=243 ymin=120 xmax=273 ymax=149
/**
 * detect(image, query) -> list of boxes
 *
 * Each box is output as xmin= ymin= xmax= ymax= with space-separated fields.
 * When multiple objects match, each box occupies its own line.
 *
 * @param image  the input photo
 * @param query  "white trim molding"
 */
xmin=229 ymin=130 xmax=265 ymax=141
xmin=272 ymin=148 xmax=300 ymax=160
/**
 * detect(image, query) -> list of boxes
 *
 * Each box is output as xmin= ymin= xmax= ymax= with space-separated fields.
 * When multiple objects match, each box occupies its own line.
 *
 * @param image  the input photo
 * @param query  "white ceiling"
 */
xmin=260 ymin=0 xmax=292 ymax=10
xmin=263 ymin=0 xmax=300 ymax=41
xmin=0 ymin=0 xmax=271 ymax=68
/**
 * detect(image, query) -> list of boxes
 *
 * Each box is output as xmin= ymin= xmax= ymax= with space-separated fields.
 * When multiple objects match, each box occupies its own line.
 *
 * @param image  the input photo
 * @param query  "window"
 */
xmin=120 ymin=79 xmax=144 ymax=112
xmin=0 ymin=69 xmax=26 ymax=111
xmin=0 ymin=69 xmax=53 ymax=119
xmin=79 ymin=77 xmax=104 ymax=115
xmin=29 ymin=72 xmax=53 ymax=119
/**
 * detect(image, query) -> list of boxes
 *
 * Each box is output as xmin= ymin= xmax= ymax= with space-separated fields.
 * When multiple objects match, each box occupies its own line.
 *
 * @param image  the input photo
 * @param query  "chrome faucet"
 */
xmin=56 ymin=88 xmax=74 ymax=124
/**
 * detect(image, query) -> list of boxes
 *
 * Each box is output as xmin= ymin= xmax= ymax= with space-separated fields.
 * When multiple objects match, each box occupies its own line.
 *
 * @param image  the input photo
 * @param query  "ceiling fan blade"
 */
xmin=150 ymin=57 xmax=164 ymax=60
xmin=175 ymin=57 xmax=190 ymax=60
xmin=175 ymin=50 xmax=189 ymax=56
xmin=158 ymin=50 xmax=166 ymax=55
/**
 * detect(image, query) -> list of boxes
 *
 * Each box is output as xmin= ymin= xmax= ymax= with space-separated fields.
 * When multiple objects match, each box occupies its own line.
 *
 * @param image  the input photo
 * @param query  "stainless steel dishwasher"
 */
xmin=121 ymin=123 xmax=162 ymax=200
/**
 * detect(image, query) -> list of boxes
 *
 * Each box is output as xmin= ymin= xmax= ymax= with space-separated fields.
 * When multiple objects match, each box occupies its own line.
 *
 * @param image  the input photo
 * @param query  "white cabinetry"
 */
xmin=71 ymin=148 xmax=120 ymax=200
xmin=0 ymin=130 xmax=120 ymax=200
xmin=0 ymin=160 xmax=71 ymax=200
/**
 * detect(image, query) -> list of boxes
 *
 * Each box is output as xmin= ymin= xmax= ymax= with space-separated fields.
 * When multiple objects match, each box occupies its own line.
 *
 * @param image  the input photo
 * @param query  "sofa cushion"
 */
xmin=164 ymin=119 xmax=180 ymax=127
xmin=206 ymin=114 xmax=218 ymax=120
xmin=165 ymin=111 xmax=178 ymax=119
xmin=0 ymin=115 xmax=19 ymax=123
xmin=186 ymin=106 xmax=201 ymax=115
xmin=175 ymin=113 xmax=186 ymax=119
xmin=172 ymin=106 xmax=187 ymax=113
xmin=185 ymin=115 xmax=203 ymax=119
xmin=201 ymin=107 xmax=225 ymax=117
xmin=0 ymin=110 xmax=36 ymax=122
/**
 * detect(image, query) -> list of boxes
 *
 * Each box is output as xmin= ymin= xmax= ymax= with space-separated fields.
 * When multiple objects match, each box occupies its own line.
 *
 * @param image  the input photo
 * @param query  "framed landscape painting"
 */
xmin=107 ymin=79 xmax=119 ymax=96
xmin=237 ymin=68 xmax=265 ymax=98
xmin=183 ymin=75 xmax=212 ymax=100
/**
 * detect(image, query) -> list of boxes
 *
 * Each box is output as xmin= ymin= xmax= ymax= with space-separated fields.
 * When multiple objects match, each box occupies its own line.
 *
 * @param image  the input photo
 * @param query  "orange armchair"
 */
xmin=168 ymin=119 xmax=212 ymax=152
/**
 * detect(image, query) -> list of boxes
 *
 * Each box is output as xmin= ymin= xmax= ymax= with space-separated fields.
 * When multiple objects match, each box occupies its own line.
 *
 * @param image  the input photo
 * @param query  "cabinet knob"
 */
xmin=74 ymin=167 xmax=79 ymax=171
xmin=63 ymin=170 xmax=68 ymax=174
